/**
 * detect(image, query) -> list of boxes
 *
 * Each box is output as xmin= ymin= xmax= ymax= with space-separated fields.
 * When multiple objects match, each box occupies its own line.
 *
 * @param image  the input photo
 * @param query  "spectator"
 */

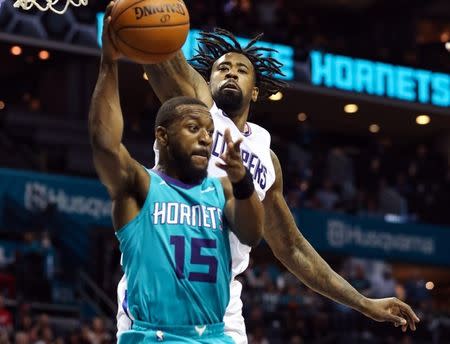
xmin=349 ymin=264 xmax=371 ymax=296
xmin=86 ymin=317 xmax=110 ymax=344
xmin=14 ymin=332 xmax=29 ymax=344
xmin=314 ymin=179 xmax=339 ymax=210
xmin=0 ymin=295 xmax=12 ymax=334
xmin=371 ymin=266 xmax=397 ymax=298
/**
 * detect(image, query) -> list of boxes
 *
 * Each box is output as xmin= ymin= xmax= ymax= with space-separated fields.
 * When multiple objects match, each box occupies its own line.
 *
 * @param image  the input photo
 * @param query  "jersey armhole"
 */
xmin=214 ymin=177 xmax=227 ymax=209
xmin=116 ymin=166 xmax=153 ymax=237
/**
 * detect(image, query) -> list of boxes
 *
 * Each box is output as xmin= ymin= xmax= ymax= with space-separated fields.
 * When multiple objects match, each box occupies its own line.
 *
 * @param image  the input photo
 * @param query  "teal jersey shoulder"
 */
xmin=116 ymin=169 xmax=232 ymax=326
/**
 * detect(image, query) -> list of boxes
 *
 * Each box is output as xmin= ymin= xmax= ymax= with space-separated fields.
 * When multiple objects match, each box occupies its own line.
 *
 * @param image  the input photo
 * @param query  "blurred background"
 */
xmin=0 ymin=0 xmax=450 ymax=343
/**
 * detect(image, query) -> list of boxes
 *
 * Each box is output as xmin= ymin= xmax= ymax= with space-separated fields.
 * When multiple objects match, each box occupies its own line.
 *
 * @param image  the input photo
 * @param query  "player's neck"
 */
xmin=155 ymin=163 xmax=203 ymax=185
xmin=227 ymin=104 xmax=250 ymax=132
xmin=155 ymin=164 xmax=178 ymax=180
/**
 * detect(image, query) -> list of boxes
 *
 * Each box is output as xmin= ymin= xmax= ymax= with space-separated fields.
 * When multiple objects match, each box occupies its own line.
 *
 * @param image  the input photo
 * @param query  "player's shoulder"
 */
xmin=209 ymin=102 xmax=223 ymax=117
xmin=203 ymin=175 xmax=225 ymax=191
xmin=246 ymin=121 xmax=271 ymax=138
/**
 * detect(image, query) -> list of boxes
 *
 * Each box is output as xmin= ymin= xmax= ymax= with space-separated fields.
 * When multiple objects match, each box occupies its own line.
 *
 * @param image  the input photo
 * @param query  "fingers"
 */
xmin=396 ymin=299 xmax=419 ymax=331
xmin=389 ymin=314 xmax=407 ymax=328
xmin=105 ymin=0 xmax=115 ymax=15
xmin=220 ymin=128 xmax=242 ymax=162
xmin=385 ymin=298 xmax=419 ymax=332
xmin=215 ymin=161 xmax=227 ymax=171
xmin=234 ymin=137 xmax=243 ymax=154
xmin=223 ymin=128 xmax=232 ymax=146
xmin=104 ymin=2 xmax=115 ymax=31
xmin=224 ymin=128 xmax=242 ymax=154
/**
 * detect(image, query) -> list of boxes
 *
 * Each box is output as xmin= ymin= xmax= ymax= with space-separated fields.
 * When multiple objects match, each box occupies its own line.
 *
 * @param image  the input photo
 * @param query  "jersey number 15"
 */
xmin=170 ymin=235 xmax=217 ymax=283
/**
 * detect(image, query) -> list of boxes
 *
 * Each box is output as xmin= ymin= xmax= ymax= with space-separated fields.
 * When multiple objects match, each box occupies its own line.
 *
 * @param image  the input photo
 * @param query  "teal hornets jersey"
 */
xmin=116 ymin=169 xmax=232 ymax=327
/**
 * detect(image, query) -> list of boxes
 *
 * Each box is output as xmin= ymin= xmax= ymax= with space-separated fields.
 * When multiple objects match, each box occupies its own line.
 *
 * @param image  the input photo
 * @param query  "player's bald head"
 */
xmin=155 ymin=96 xmax=210 ymax=130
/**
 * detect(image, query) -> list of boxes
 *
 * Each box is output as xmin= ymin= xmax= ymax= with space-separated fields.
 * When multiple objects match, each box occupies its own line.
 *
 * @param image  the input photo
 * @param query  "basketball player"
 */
xmin=101 ymin=2 xmax=420 ymax=342
xmin=90 ymin=16 xmax=265 ymax=343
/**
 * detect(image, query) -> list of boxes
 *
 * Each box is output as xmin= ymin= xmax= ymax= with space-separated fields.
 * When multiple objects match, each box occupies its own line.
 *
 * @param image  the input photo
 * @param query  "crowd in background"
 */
xmin=0 ymin=242 xmax=449 ymax=343
xmin=271 ymin=129 xmax=450 ymax=226
xmin=0 ymin=227 xmax=448 ymax=343
xmin=185 ymin=0 xmax=449 ymax=74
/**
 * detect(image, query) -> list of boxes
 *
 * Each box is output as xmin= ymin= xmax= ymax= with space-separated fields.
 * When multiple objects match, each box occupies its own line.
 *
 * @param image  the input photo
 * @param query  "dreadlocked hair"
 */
xmin=190 ymin=28 xmax=288 ymax=99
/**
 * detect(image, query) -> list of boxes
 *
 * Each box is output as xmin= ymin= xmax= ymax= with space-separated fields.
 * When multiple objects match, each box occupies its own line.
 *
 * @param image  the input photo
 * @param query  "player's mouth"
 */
xmin=221 ymin=81 xmax=240 ymax=92
xmin=191 ymin=149 xmax=210 ymax=164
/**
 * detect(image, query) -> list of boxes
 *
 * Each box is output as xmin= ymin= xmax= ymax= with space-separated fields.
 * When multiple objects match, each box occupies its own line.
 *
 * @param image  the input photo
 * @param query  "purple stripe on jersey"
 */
xmin=243 ymin=123 xmax=252 ymax=137
xmin=122 ymin=290 xmax=133 ymax=327
xmin=152 ymin=170 xmax=201 ymax=189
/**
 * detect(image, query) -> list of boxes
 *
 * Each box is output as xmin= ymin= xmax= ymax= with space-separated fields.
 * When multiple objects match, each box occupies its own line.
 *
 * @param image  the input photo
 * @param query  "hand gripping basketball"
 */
xmin=102 ymin=2 xmax=122 ymax=62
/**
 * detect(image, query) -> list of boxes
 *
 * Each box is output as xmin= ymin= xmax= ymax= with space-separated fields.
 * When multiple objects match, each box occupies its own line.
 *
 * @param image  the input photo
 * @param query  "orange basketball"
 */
xmin=110 ymin=0 xmax=190 ymax=64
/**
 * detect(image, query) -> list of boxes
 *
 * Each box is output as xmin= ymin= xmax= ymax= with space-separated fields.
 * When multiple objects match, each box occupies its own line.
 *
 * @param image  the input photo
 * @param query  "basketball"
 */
xmin=110 ymin=0 xmax=190 ymax=64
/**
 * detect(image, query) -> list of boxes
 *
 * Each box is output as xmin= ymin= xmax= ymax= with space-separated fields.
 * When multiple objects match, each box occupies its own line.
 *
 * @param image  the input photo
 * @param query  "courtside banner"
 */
xmin=0 ymin=168 xmax=112 ymax=228
xmin=2 ymin=168 xmax=449 ymax=265
xmin=296 ymin=209 xmax=450 ymax=266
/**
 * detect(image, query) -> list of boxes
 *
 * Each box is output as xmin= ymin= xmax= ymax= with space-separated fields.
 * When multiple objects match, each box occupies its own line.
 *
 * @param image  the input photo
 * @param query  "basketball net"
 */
xmin=13 ymin=0 xmax=88 ymax=14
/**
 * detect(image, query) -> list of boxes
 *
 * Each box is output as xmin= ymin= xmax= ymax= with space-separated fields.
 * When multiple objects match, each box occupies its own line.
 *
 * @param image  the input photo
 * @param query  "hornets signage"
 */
xmin=311 ymin=51 xmax=450 ymax=108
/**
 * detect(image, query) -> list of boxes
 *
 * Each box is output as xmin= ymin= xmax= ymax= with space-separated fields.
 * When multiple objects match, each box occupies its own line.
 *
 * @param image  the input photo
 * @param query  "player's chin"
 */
xmin=189 ymin=167 xmax=208 ymax=182
xmin=219 ymin=89 xmax=242 ymax=101
xmin=191 ymin=155 xmax=209 ymax=169
xmin=187 ymin=160 xmax=208 ymax=178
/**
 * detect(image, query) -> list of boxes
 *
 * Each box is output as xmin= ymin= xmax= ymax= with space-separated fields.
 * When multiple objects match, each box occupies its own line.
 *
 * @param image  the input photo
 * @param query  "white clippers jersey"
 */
xmin=208 ymin=102 xmax=275 ymax=278
xmin=116 ymin=103 xmax=275 ymax=344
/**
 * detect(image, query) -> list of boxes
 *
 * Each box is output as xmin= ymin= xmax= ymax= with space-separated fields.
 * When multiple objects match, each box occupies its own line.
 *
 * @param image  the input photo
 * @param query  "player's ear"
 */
xmin=155 ymin=126 xmax=169 ymax=147
xmin=251 ymin=86 xmax=259 ymax=102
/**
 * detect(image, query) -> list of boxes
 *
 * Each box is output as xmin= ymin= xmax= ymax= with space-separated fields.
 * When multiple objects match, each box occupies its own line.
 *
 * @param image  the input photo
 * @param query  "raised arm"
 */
xmin=89 ymin=6 xmax=146 ymax=203
xmin=219 ymin=129 xmax=264 ymax=247
xmin=263 ymin=151 xmax=420 ymax=332
xmin=143 ymin=47 xmax=213 ymax=107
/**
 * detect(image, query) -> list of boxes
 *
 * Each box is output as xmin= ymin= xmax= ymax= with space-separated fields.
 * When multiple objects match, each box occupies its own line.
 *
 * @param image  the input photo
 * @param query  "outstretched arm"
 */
xmin=220 ymin=129 xmax=264 ymax=247
xmin=89 ymin=4 xmax=146 ymax=202
xmin=143 ymin=51 xmax=213 ymax=107
xmin=263 ymin=151 xmax=420 ymax=332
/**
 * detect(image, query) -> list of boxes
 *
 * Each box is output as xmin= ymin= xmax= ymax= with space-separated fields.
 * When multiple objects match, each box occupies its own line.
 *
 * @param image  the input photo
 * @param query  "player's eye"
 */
xmin=188 ymin=124 xmax=199 ymax=132
xmin=239 ymin=69 xmax=248 ymax=74
xmin=218 ymin=66 xmax=229 ymax=72
xmin=208 ymin=129 xmax=214 ymax=137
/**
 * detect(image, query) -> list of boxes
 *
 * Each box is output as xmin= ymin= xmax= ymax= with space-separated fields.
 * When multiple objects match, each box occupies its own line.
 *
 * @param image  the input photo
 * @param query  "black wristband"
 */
xmin=232 ymin=168 xmax=255 ymax=200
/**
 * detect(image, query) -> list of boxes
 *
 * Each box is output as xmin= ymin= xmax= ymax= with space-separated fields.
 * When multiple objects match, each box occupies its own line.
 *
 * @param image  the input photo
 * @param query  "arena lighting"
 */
xmin=269 ymin=92 xmax=283 ymax=101
xmin=344 ymin=104 xmax=358 ymax=114
xmin=441 ymin=32 xmax=450 ymax=43
xmin=297 ymin=112 xmax=307 ymax=122
xmin=30 ymin=99 xmax=40 ymax=111
xmin=416 ymin=115 xmax=431 ymax=125
xmin=446 ymin=42 xmax=450 ymax=52
xmin=143 ymin=72 xmax=149 ymax=81
xmin=10 ymin=45 xmax=22 ymax=56
xmin=425 ymin=281 xmax=434 ymax=290
xmin=369 ymin=124 xmax=380 ymax=133
xmin=38 ymin=50 xmax=50 ymax=60
xmin=0 ymin=100 xmax=5 ymax=110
